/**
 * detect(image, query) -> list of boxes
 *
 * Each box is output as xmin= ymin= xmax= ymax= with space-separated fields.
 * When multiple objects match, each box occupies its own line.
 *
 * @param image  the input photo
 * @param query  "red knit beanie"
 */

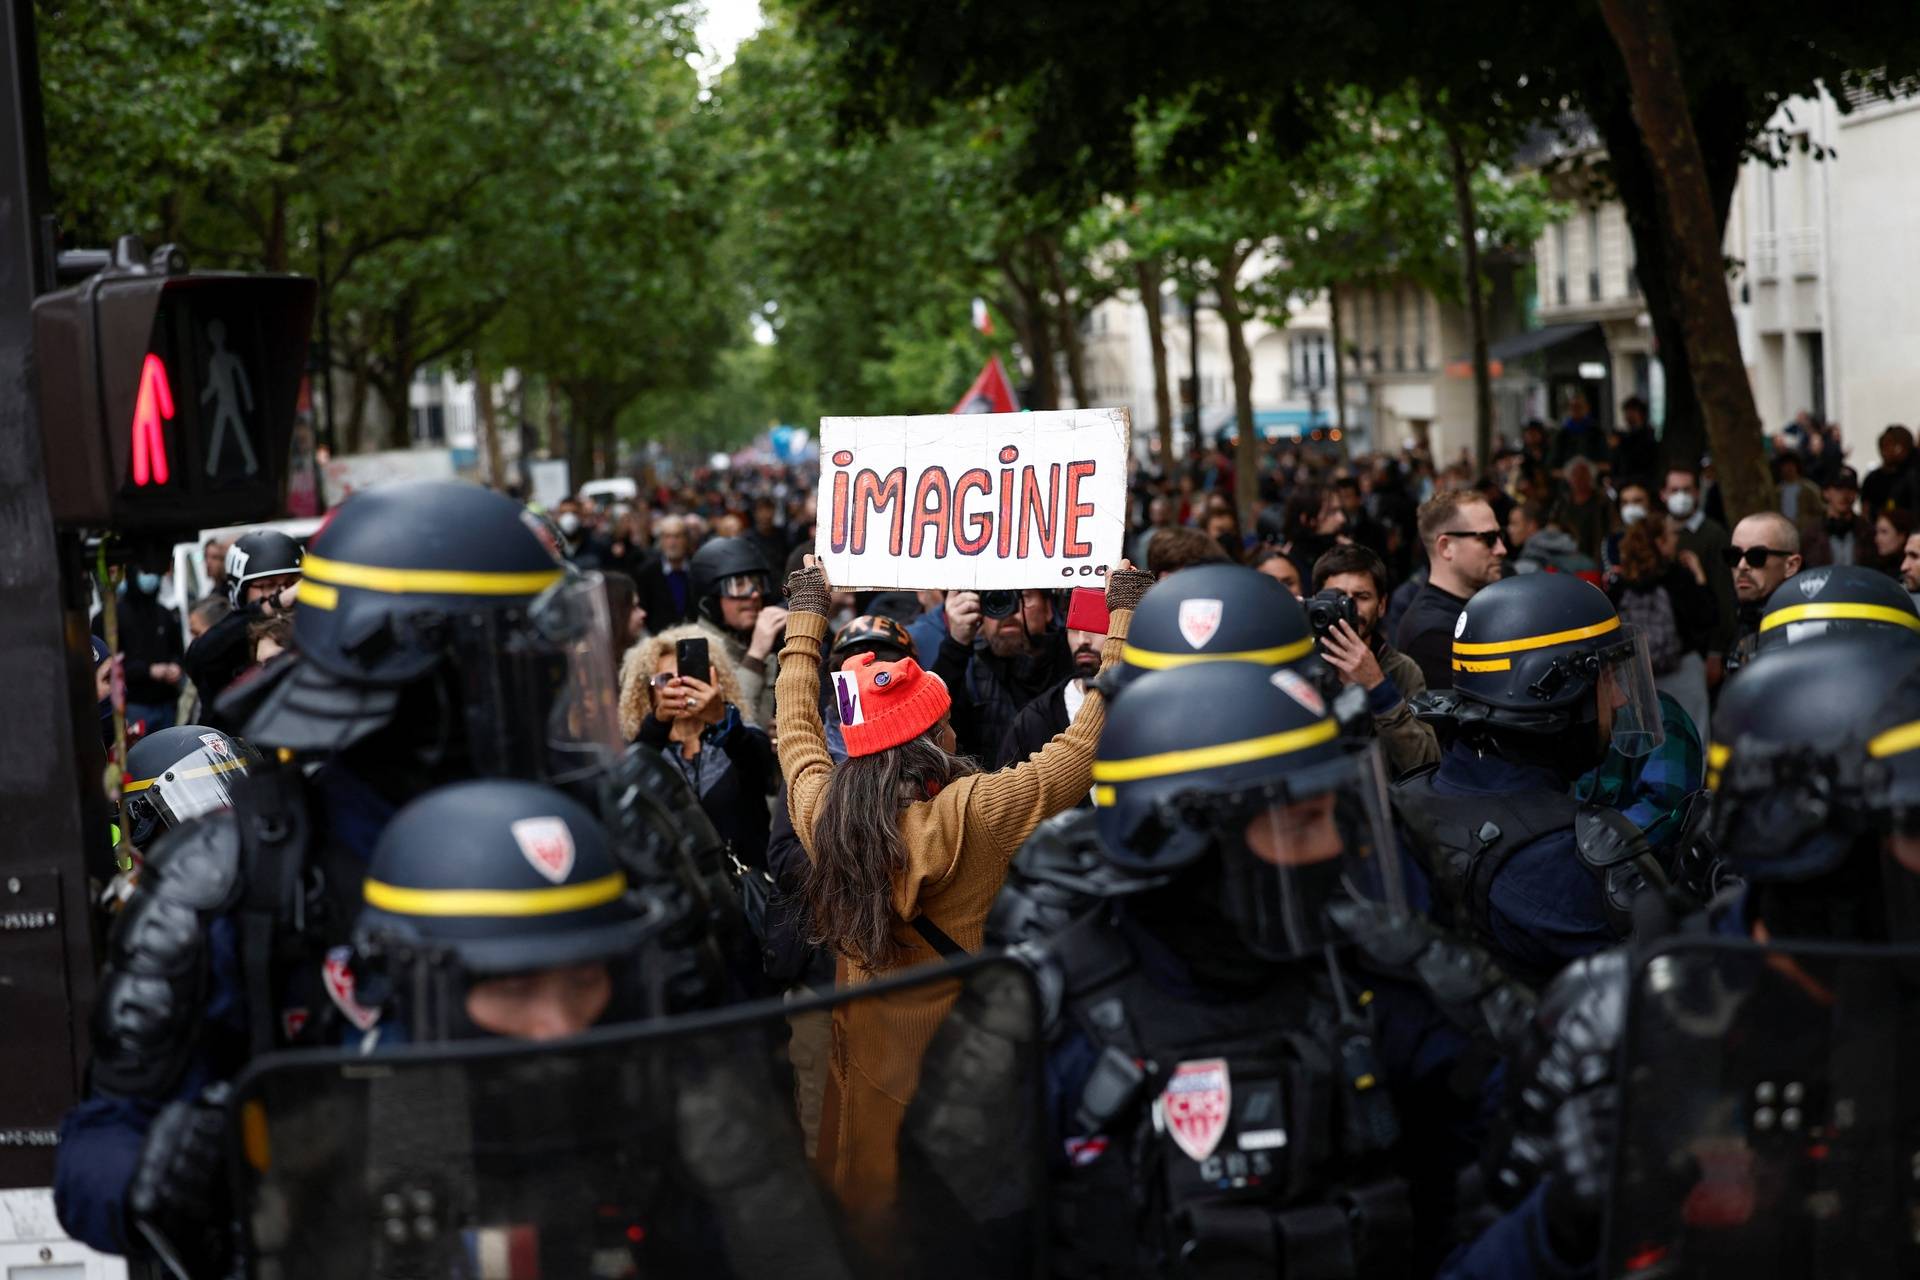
xmin=831 ymin=652 xmax=952 ymax=757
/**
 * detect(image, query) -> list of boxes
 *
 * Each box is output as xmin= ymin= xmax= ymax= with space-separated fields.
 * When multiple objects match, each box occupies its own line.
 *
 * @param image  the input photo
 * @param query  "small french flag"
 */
xmin=971 ymin=297 xmax=993 ymax=336
xmin=462 ymin=1223 xmax=540 ymax=1278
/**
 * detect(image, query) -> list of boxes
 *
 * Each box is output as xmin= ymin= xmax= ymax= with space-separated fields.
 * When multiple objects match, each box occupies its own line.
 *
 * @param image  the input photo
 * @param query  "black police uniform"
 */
xmin=1394 ymin=573 xmax=1671 ymax=985
xmin=209 ymin=779 xmax=845 ymax=1280
xmin=909 ymin=661 xmax=1550 ymax=1279
xmin=54 ymin=482 xmax=741 ymax=1266
xmin=1491 ymin=633 xmax=1920 ymax=1276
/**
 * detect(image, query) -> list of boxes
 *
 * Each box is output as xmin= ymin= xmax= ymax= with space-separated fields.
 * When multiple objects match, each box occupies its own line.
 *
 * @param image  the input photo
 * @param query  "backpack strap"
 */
xmin=911 ymin=914 xmax=968 ymax=960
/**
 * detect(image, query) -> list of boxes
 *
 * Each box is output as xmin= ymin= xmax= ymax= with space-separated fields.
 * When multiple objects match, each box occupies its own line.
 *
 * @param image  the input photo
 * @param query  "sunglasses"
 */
xmin=1720 ymin=545 xmax=1792 ymax=569
xmin=1441 ymin=529 xmax=1503 ymax=548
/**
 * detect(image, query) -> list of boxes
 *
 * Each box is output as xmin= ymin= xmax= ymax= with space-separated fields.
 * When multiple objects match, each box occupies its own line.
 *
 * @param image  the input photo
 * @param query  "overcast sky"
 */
xmin=693 ymin=0 xmax=763 ymax=81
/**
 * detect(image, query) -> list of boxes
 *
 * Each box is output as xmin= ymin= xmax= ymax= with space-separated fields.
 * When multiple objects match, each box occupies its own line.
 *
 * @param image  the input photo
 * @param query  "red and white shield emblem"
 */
xmin=199 ymin=732 xmax=230 ymax=758
xmin=1161 ymin=1058 xmax=1231 ymax=1162
xmin=511 ymin=816 xmax=575 ymax=884
xmin=322 ymin=947 xmax=380 ymax=1032
xmin=1177 ymin=599 xmax=1223 ymax=650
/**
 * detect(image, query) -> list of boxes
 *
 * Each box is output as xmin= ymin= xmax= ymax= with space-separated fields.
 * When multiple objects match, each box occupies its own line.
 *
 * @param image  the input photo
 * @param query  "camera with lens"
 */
xmin=980 ymin=590 xmax=1020 ymax=620
xmin=1305 ymin=588 xmax=1358 ymax=638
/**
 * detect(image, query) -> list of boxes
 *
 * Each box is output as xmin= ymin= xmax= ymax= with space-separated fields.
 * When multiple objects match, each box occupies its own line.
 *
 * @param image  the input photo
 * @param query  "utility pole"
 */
xmin=0 ymin=0 xmax=110 ymax=1189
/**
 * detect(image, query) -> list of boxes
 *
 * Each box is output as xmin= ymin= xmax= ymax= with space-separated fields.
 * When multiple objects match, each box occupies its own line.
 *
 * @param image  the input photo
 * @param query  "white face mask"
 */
xmin=1665 ymin=491 xmax=1696 ymax=519
xmin=557 ymin=513 xmax=581 ymax=536
xmin=1620 ymin=502 xmax=1648 ymax=525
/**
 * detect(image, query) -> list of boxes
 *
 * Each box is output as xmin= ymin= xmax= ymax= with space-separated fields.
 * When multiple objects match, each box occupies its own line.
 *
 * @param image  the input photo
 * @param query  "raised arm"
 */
xmin=774 ymin=563 xmax=834 ymax=854
xmin=959 ymin=565 xmax=1153 ymax=861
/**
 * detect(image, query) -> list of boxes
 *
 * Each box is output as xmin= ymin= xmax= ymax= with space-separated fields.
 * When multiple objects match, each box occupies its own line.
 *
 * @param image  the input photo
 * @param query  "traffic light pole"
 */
xmin=0 ymin=0 xmax=110 ymax=1189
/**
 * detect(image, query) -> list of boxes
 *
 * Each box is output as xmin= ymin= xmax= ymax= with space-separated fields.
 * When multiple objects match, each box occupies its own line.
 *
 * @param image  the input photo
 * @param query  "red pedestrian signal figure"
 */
xmin=131 ymin=352 xmax=174 ymax=487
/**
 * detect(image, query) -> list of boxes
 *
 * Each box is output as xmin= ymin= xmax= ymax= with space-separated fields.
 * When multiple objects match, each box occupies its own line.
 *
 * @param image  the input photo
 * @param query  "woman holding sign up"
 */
xmin=775 ymin=553 xmax=1152 ymax=1221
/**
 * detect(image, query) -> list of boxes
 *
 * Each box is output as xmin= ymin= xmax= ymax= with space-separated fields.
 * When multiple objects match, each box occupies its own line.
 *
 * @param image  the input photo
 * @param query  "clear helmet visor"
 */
xmin=535 ymin=572 xmax=624 ymax=785
xmin=128 ymin=738 xmax=260 ymax=830
xmin=1224 ymin=743 xmax=1407 ymax=960
xmin=1596 ymin=628 xmax=1666 ymax=760
xmin=453 ymin=572 xmax=623 ymax=786
xmin=717 ymin=573 xmax=766 ymax=599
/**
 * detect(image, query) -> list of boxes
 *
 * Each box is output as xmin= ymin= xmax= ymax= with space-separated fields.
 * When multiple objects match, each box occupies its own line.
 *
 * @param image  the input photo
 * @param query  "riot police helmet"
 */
xmin=1708 ymin=635 xmax=1920 ymax=945
xmin=1090 ymin=660 xmax=1404 ymax=961
xmin=689 ymin=536 xmax=772 ymax=629
xmin=1102 ymin=563 xmax=1314 ymax=697
xmin=231 ymin=481 xmax=621 ymax=785
xmin=1756 ymin=564 xmax=1920 ymax=654
xmin=224 ymin=528 xmax=303 ymax=607
xmin=121 ymin=724 xmax=261 ymax=847
xmin=1437 ymin=572 xmax=1664 ymax=760
xmin=353 ymin=779 xmax=668 ymax=1040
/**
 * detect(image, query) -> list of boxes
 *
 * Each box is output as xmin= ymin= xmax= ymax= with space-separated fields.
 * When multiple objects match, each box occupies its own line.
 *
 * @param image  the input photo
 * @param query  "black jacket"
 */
xmin=100 ymin=587 xmax=183 ymax=706
xmin=635 ymin=556 xmax=696 ymax=631
xmin=993 ymin=676 xmax=1087 ymax=779
xmin=1393 ymin=581 xmax=1471 ymax=693
xmin=933 ymin=627 xmax=1073 ymax=763
xmin=637 ymin=707 xmax=775 ymax=867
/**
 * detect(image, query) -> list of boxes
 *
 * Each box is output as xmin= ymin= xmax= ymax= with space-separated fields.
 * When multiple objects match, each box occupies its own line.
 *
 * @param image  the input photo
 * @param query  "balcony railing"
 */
xmin=1753 ymin=230 xmax=1779 ymax=282
xmin=1784 ymin=228 xmax=1820 ymax=279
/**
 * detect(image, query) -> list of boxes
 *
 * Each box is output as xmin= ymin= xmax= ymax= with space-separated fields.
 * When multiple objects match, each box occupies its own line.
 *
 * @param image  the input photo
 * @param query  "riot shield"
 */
xmin=229 ymin=955 xmax=1046 ymax=1280
xmin=1604 ymin=937 xmax=1920 ymax=1279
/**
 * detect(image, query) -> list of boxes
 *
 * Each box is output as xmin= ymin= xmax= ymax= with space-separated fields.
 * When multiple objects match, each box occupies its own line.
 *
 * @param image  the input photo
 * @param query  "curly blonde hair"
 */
xmin=617 ymin=624 xmax=752 ymax=741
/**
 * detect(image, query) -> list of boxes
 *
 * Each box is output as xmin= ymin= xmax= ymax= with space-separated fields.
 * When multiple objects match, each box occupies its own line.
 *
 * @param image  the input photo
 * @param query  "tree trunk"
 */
xmin=343 ymin=362 xmax=369 ymax=455
xmin=1445 ymin=126 xmax=1495 ymax=467
xmin=1598 ymin=0 xmax=1773 ymax=520
xmin=1047 ymin=250 xmax=1091 ymax=408
xmin=264 ymin=187 xmax=288 ymax=273
xmin=1136 ymin=259 xmax=1175 ymax=466
xmin=1329 ymin=287 xmax=1349 ymax=435
xmin=474 ymin=365 xmax=504 ymax=487
xmin=378 ymin=376 xmax=411 ymax=451
xmin=1591 ymin=70 xmax=1748 ymax=478
xmin=1212 ymin=246 xmax=1260 ymax=533
xmin=1001 ymin=257 xmax=1059 ymax=410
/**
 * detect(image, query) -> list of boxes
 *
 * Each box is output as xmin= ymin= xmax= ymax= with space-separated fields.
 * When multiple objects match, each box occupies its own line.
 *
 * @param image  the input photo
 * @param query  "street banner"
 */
xmin=815 ymin=407 xmax=1130 ymax=591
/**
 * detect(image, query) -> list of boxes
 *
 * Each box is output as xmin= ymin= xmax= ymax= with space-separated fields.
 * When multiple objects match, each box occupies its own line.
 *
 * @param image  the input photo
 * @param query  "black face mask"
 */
xmin=1127 ymin=862 xmax=1290 ymax=991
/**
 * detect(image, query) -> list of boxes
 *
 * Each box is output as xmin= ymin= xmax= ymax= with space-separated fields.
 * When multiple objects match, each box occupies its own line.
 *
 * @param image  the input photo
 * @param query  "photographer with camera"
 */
xmin=1309 ymin=546 xmax=1440 ymax=777
xmin=935 ymin=586 xmax=1074 ymax=761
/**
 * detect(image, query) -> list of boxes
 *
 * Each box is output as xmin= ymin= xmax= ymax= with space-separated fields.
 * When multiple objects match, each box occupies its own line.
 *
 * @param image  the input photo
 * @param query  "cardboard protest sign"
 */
xmin=815 ymin=408 xmax=1130 ymax=590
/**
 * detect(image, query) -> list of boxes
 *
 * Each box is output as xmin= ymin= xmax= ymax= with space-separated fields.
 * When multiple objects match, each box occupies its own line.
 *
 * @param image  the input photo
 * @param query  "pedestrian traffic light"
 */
xmin=33 ymin=242 xmax=316 ymax=532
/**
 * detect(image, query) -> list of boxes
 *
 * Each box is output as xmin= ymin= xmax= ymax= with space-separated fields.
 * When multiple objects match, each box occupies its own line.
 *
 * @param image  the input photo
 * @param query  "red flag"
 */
xmin=951 ymin=355 xmax=1020 ymax=415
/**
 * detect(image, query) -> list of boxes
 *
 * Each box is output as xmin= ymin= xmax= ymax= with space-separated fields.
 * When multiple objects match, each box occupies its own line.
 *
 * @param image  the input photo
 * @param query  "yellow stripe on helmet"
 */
xmin=294 ymin=579 xmax=338 ymax=610
xmin=1759 ymin=603 xmax=1920 ymax=634
xmin=1120 ymin=636 xmax=1316 ymax=670
xmin=1092 ymin=784 xmax=1117 ymax=807
xmin=362 ymin=871 xmax=626 ymax=918
xmin=1450 ymin=657 xmax=1512 ymax=673
xmin=121 ymin=758 xmax=249 ymax=793
xmin=1868 ymin=718 xmax=1920 ymax=760
xmin=302 ymin=553 xmax=563 ymax=598
xmin=1091 ymin=719 xmax=1339 ymax=784
xmin=1452 ymin=614 xmax=1620 ymax=657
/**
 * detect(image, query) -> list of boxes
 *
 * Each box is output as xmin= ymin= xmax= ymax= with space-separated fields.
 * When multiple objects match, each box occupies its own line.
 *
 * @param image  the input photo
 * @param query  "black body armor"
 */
xmin=1037 ymin=915 xmax=1411 ymax=1279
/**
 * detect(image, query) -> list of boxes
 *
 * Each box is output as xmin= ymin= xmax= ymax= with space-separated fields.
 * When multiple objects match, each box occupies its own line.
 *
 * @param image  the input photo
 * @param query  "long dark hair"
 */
xmin=804 ymin=728 xmax=978 ymax=969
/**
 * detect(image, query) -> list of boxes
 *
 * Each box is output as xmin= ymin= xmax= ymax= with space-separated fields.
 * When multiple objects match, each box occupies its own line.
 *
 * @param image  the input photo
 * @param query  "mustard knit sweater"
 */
xmin=775 ymin=606 xmax=1133 ymax=1212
